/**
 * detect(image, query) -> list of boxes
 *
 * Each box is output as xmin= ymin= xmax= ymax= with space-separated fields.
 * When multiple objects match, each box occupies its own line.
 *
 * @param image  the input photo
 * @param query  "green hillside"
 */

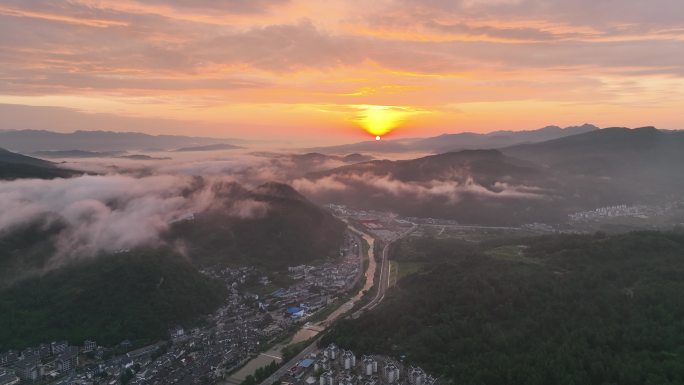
xmin=170 ymin=182 xmax=346 ymax=269
xmin=0 ymin=250 xmax=226 ymax=350
xmin=324 ymin=231 xmax=684 ymax=385
xmin=0 ymin=147 xmax=79 ymax=180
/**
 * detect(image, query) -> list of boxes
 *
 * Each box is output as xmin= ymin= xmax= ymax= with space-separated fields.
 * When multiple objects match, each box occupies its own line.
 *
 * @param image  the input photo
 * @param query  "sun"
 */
xmin=352 ymin=105 xmax=418 ymax=139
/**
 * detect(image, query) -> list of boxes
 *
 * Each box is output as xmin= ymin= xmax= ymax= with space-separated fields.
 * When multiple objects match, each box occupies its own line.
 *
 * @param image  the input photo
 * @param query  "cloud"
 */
xmin=293 ymin=172 xmax=547 ymax=203
xmin=1 ymin=0 xmax=684 ymax=138
xmin=0 ymin=150 xmax=359 ymax=271
xmin=0 ymin=173 xmax=268 ymax=267
xmin=137 ymin=0 xmax=291 ymax=13
xmin=391 ymin=0 xmax=684 ymax=28
xmin=0 ymin=104 xmax=224 ymax=134
xmin=293 ymin=175 xmax=349 ymax=194
xmin=227 ymin=199 xmax=270 ymax=218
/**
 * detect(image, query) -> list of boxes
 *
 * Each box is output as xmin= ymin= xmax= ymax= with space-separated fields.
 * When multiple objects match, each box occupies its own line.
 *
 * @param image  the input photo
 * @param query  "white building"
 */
xmin=341 ymin=350 xmax=356 ymax=370
xmin=314 ymin=356 xmax=331 ymax=372
xmin=361 ymin=356 xmax=377 ymax=376
xmin=319 ymin=370 xmax=335 ymax=385
xmin=323 ymin=344 xmax=339 ymax=360
xmin=409 ymin=367 xmax=426 ymax=385
xmin=384 ymin=363 xmax=400 ymax=384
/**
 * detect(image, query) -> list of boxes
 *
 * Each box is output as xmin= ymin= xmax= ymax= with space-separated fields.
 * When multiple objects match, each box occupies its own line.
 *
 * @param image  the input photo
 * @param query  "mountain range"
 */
xmin=307 ymin=124 xmax=599 ymax=154
xmin=0 ymin=129 xmax=244 ymax=152
xmin=0 ymin=147 xmax=80 ymax=180
xmin=295 ymin=127 xmax=684 ymax=225
xmin=173 ymin=143 xmax=243 ymax=152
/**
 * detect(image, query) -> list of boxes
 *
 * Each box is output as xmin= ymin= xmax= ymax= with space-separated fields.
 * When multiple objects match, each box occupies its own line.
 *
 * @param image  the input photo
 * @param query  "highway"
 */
xmin=360 ymin=225 xmax=417 ymax=312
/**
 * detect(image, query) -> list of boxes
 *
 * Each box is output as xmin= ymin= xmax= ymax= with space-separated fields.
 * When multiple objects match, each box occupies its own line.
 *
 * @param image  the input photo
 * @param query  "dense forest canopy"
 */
xmin=0 ymin=251 xmax=226 ymax=350
xmin=324 ymin=231 xmax=684 ymax=385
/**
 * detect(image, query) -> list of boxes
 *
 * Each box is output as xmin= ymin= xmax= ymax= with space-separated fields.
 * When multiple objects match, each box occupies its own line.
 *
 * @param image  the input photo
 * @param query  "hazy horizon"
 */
xmin=2 ymin=0 xmax=684 ymax=143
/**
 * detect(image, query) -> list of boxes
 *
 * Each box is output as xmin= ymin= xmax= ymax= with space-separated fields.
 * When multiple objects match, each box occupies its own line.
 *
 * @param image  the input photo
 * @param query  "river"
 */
xmin=223 ymin=229 xmax=375 ymax=385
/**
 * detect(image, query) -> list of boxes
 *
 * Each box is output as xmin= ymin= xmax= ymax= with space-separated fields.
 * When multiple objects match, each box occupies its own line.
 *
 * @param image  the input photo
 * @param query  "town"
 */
xmin=0 ymin=231 xmax=365 ymax=385
xmin=275 ymin=343 xmax=437 ymax=385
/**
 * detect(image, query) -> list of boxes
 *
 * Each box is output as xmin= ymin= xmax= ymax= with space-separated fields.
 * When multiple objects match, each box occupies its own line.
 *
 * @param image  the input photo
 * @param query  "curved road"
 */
xmin=254 ymin=224 xmax=415 ymax=385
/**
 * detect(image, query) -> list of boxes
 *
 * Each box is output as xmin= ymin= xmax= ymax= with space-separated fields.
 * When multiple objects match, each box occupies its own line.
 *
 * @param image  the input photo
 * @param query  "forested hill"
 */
xmin=324 ymin=230 xmax=684 ymax=385
xmin=169 ymin=182 xmax=346 ymax=269
xmin=0 ymin=147 xmax=79 ymax=180
xmin=0 ymin=251 xmax=226 ymax=351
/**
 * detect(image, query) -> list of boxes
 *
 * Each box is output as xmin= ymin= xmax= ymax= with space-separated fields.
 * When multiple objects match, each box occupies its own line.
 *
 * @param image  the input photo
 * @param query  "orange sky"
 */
xmin=1 ymin=0 xmax=684 ymax=144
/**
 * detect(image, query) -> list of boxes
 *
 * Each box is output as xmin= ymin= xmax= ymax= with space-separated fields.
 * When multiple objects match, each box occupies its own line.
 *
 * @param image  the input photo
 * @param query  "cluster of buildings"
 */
xmin=0 ymin=341 xmax=81 ymax=384
xmin=569 ymin=204 xmax=655 ymax=222
xmin=264 ymin=233 xmax=362 ymax=320
xmin=326 ymin=205 xmax=413 ymax=242
xmin=570 ymin=201 xmax=684 ymax=225
xmin=0 ymin=296 xmax=264 ymax=385
xmin=281 ymin=344 xmax=437 ymax=385
xmin=0 ymin=230 xmax=365 ymax=385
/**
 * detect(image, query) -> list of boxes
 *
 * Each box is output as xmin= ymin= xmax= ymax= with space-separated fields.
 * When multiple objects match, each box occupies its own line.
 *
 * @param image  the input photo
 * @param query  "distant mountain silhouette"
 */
xmin=296 ymin=127 xmax=684 ymax=225
xmin=307 ymin=124 xmax=599 ymax=154
xmin=341 ymin=153 xmax=374 ymax=163
xmin=118 ymin=154 xmax=171 ymax=160
xmin=503 ymin=127 xmax=684 ymax=176
xmin=298 ymin=149 xmax=553 ymax=225
xmin=503 ymin=126 xmax=679 ymax=162
xmin=173 ymin=143 xmax=243 ymax=152
xmin=411 ymin=124 xmax=599 ymax=153
xmin=0 ymin=129 xmax=243 ymax=152
xmin=0 ymin=147 xmax=54 ymax=167
xmin=34 ymin=150 xmax=125 ymax=158
xmin=0 ymin=147 xmax=79 ymax=180
xmin=311 ymin=149 xmax=538 ymax=182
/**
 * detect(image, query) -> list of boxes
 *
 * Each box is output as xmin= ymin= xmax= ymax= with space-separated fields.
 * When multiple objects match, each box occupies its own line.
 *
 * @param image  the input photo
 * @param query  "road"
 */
xmin=254 ymin=224 xmax=414 ymax=385
xmin=245 ymin=229 xmax=372 ymax=385
xmin=256 ymin=336 xmax=322 ymax=385
xmin=360 ymin=225 xmax=417 ymax=312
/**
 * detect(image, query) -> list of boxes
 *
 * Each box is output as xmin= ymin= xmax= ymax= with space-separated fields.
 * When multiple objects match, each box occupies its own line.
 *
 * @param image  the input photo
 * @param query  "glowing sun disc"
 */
xmin=353 ymin=105 xmax=417 ymax=138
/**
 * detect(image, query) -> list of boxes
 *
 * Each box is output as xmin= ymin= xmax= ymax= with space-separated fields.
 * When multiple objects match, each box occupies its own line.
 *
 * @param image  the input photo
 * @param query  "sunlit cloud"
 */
xmin=0 ymin=0 xmax=683 ymax=141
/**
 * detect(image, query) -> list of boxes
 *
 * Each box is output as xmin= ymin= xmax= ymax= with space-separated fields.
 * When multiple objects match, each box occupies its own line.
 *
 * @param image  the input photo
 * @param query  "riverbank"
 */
xmin=221 ymin=228 xmax=376 ymax=385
